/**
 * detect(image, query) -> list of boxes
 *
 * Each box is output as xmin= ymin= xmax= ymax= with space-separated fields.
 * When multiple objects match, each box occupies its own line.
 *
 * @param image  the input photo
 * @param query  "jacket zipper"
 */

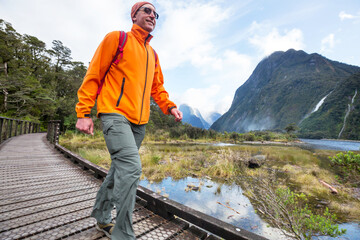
xmin=116 ymin=77 xmax=125 ymax=107
xmin=138 ymin=34 xmax=151 ymax=124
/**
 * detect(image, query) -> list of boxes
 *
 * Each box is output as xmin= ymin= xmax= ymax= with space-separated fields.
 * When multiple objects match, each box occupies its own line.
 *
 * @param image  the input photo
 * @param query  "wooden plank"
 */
xmin=0 ymin=192 xmax=97 ymax=221
xmin=138 ymin=218 xmax=189 ymax=240
xmin=0 ymin=187 xmax=98 ymax=213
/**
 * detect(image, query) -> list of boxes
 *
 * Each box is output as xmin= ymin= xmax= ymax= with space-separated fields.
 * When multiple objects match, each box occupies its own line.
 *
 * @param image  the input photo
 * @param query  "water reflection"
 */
xmin=140 ymin=176 xmax=286 ymax=239
xmin=140 ymin=176 xmax=360 ymax=240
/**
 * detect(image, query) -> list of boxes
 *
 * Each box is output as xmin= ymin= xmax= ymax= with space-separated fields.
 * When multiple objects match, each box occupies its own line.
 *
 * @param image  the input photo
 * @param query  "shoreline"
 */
xmin=305 ymin=138 xmax=360 ymax=143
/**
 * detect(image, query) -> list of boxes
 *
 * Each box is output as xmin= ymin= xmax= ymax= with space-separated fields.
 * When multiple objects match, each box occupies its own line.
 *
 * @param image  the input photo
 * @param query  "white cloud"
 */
xmin=175 ymin=50 xmax=254 ymax=118
xmin=248 ymin=22 xmax=305 ymax=56
xmin=153 ymin=0 xmax=230 ymax=70
xmin=320 ymin=33 xmax=335 ymax=53
xmin=0 ymin=0 xmax=135 ymax=64
xmin=180 ymin=85 xmax=221 ymax=113
xmin=153 ymin=0 xmax=255 ymax=117
xmin=339 ymin=11 xmax=359 ymax=21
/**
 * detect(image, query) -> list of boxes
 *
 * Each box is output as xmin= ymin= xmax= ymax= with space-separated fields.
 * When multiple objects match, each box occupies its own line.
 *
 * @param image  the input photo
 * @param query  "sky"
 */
xmin=1 ymin=0 xmax=360 ymax=123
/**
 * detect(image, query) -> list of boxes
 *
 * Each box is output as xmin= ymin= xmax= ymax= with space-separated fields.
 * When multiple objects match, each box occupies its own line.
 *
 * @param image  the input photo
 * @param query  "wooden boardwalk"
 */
xmin=0 ymin=133 xmax=200 ymax=239
xmin=0 ymin=133 xmax=267 ymax=240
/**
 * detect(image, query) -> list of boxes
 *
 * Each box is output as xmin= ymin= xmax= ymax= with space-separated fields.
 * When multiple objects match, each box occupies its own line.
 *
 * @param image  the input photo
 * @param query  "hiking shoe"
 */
xmin=96 ymin=222 xmax=114 ymax=238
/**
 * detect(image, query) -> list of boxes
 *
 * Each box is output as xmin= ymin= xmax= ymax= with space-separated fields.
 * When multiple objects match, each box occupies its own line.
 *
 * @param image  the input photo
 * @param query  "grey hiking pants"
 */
xmin=91 ymin=113 xmax=145 ymax=240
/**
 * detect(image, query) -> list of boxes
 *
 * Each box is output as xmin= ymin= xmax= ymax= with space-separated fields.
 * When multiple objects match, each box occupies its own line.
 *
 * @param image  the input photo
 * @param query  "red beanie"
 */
xmin=131 ymin=2 xmax=155 ymax=19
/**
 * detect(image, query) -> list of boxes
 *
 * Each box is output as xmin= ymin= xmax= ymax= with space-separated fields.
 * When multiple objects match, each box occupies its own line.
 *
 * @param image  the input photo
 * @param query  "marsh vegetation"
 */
xmin=60 ymin=129 xmax=360 ymax=239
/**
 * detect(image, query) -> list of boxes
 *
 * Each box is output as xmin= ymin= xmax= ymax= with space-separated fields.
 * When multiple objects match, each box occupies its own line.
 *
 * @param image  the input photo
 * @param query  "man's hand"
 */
xmin=170 ymin=108 xmax=183 ymax=122
xmin=76 ymin=118 xmax=94 ymax=135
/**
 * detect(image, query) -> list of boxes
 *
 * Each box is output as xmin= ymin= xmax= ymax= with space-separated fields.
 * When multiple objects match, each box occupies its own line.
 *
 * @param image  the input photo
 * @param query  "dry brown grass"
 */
xmin=59 ymin=132 xmax=360 ymax=221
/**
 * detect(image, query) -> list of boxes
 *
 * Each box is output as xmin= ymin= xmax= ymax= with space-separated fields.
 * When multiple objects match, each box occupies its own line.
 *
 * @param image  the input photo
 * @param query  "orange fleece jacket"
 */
xmin=76 ymin=24 xmax=176 ymax=125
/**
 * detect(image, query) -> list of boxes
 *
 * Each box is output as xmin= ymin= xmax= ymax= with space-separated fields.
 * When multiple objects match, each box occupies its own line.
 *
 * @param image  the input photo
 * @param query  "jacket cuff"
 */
xmin=77 ymin=113 xmax=91 ymax=118
xmin=168 ymin=106 xmax=177 ymax=114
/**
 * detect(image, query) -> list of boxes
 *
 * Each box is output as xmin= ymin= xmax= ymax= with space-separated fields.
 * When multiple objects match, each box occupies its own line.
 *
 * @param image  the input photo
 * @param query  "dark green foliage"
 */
xmin=329 ymin=151 xmax=360 ymax=187
xmin=244 ymin=132 xmax=255 ymax=141
xmin=0 ymin=19 xmax=86 ymax=127
xmin=285 ymin=123 xmax=298 ymax=133
xmin=147 ymin=98 xmax=178 ymax=132
xmin=299 ymin=73 xmax=360 ymax=139
xmin=230 ymin=132 xmax=240 ymax=143
xmin=330 ymin=151 xmax=360 ymax=172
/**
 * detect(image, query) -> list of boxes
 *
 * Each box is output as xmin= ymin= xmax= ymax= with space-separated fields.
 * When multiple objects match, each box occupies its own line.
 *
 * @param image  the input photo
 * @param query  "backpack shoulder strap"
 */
xmin=114 ymin=31 xmax=128 ymax=64
xmin=153 ymin=49 xmax=158 ymax=68
xmin=97 ymin=31 xmax=127 ymax=97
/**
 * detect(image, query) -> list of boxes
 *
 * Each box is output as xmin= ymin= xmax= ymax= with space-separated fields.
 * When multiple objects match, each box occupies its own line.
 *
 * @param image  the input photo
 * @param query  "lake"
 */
xmin=299 ymin=139 xmax=360 ymax=151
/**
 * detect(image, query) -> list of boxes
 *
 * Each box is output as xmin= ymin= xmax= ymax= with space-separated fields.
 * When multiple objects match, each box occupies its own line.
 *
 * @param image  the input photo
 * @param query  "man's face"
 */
xmin=132 ymin=4 xmax=157 ymax=33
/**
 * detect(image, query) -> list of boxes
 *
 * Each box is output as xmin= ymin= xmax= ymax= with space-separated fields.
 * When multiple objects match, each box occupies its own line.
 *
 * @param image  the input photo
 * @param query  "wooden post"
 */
xmin=47 ymin=122 xmax=50 ymax=142
xmin=19 ymin=121 xmax=23 ymax=135
xmin=46 ymin=120 xmax=61 ymax=144
xmin=0 ymin=118 xmax=3 ymax=143
xmin=14 ymin=120 xmax=18 ymax=136
xmin=9 ymin=119 xmax=13 ymax=138
xmin=5 ymin=119 xmax=9 ymax=140
xmin=54 ymin=122 xmax=58 ymax=144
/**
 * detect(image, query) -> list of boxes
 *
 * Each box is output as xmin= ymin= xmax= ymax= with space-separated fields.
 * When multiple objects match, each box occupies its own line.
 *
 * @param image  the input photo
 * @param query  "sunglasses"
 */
xmin=138 ymin=7 xmax=159 ymax=19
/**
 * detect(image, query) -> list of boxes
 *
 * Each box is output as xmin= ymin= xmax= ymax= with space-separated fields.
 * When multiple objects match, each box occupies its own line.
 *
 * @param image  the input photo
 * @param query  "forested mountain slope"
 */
xmin=211 ymin=49 xmax=360 ymax=139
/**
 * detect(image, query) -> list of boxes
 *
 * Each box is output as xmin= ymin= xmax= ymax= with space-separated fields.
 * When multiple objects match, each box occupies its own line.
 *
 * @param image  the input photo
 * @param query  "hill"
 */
xmin=299 ymin=73 xmax=360 ymax=139
xmin=179 ymin=104 xmax=210 ymax=129
xmin=211 ymin=49 xmax=360 ymax=139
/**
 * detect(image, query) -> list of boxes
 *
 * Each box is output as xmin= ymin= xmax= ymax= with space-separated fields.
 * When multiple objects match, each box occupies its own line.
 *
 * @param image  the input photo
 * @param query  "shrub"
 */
xmin=243 ymin=176 xmax=346 ymax=240
xmin=330 ymin=151 xmax=360 ymax=172
xmin=244 ymin=132 xmax=255 ymax=141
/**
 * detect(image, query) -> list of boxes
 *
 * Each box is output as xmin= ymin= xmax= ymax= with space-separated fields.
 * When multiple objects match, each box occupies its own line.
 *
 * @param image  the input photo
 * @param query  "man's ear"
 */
xmin=132 ymin=16 xmax=137 ymax=23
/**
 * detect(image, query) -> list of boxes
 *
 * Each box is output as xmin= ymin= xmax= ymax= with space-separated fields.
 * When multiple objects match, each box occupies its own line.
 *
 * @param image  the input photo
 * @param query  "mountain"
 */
xmin=299 ymin=73 xmax=360 ymax=139
xmin=179 ymin=104 xmax=210 ymax=129
xmin=207 ymin=112 xmax=222 ymax=125
xmin=211 ymin=49 xmax=360 ymax=139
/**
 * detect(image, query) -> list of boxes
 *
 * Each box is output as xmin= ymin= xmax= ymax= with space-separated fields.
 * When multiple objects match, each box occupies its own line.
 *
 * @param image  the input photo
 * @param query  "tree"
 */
xmin=0 ymin=19 xmax=22 ymax=63
xmin=49 ymin=40 xmax=72 ymax=72
xmin=0 ymin=19 xmax=22 ymax=112
xmin=230 ymin=132 xmax=240 ymax=143
xmin=285 ymin=123 xmax=298 ymax=134
xmin=22 ymin=34 xmax=49 ymax=77
xmin=0 ymin=19 xmax=87 ymax=125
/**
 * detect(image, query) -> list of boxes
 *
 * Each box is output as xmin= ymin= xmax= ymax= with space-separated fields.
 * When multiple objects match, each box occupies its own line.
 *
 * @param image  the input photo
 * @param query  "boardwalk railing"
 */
xmin=46 ymin=120 xmax=268 ymax=240
xmin=0 ymin=116 xmax=40 ymax=144
xmin=47 ymin=120 xmax=61 ymax=144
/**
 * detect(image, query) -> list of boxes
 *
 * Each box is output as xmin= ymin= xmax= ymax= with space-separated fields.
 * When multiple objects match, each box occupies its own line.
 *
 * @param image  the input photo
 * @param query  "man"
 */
xmin=75 ymin=2 xmax=183 ymax=239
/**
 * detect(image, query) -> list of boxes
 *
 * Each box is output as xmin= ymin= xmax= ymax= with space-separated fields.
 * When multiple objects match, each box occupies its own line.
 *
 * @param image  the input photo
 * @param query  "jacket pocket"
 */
xmin=116 ymin=77 xmax=125 ymax=107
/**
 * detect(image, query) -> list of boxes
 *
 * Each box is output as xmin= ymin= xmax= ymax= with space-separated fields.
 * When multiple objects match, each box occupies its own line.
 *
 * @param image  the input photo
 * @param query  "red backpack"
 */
xmin=96 ymin=31 xmax=158 ymax=97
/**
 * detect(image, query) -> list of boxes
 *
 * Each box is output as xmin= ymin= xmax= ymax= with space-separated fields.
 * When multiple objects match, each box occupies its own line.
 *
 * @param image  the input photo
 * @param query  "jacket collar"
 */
xmin=131 ymin=24 xmax=153 ymax=44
